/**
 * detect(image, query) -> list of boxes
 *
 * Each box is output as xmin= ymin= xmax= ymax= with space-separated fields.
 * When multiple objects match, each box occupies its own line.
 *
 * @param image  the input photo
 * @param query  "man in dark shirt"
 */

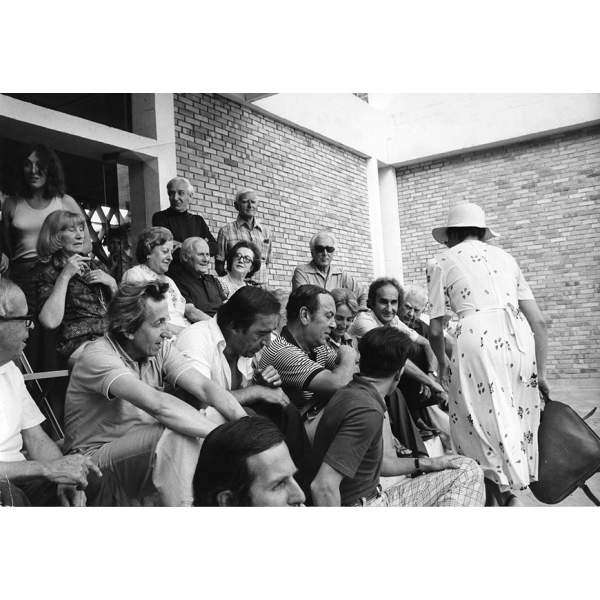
xmin=310 ymin=326 xmax=484 ymax=507
xmin=152 ymin=177 xmax=217 ymax=255
xmin=168 ymin=237 xmax=225 ymax=320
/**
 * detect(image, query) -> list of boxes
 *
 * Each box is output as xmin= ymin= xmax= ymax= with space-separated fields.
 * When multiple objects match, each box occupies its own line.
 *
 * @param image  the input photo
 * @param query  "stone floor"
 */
xmin=514 ymin=378 xmax=600 ymax=507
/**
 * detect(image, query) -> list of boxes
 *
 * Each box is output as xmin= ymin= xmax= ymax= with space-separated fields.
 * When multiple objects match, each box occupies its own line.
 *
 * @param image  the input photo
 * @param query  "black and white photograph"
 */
xmin=1 ymin=2 xmax=599 ymax=599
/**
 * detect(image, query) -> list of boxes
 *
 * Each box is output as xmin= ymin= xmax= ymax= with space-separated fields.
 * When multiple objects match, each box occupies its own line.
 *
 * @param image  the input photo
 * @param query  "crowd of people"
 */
xmin=0 ymin=143 xmax=549 ymax=508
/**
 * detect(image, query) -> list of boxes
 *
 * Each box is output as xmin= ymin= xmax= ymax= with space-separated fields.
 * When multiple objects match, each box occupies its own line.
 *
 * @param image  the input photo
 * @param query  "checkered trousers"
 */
xmin=364 ymin=457 xmax=485 ymax=507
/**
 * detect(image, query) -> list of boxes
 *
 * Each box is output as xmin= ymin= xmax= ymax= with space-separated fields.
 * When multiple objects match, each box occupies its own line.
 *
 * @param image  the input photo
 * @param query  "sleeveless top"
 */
xmin=11 ymin=196 xmax=72 ymax=261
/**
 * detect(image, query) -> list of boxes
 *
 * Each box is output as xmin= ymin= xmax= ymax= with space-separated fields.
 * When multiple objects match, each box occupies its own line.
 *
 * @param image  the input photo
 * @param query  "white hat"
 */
xmin=432 ymin=202 xmax=499 ymax=244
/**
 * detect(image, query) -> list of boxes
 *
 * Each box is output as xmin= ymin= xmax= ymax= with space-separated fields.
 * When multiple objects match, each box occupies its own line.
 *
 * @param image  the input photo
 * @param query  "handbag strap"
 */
xmin=581 ymin=484 xmax=600 ymax=506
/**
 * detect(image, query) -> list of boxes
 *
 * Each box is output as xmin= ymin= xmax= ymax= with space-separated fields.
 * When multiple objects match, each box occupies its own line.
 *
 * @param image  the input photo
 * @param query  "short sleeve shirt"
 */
xmin=258 ymin=326 xmax=337 ymax=414
xmin=216 ymin=217 xmax=273 ymax=286
xmin=63 ymin=335 xmax=195 ymax=453
xmin=122 ymin=264 xmax=190 ymax=328
xmin=291 ymin=262 xmax=367 ymax=307
xmin=349 ymin=309 xmax=419 ymax=342
xmin=426 ymin=240 xmax=535 ymax=319
xmin=311 ymin=375 xmax=387 ymax=506
xmin=175 ymin=317 xmax=255 ymax=391
xmin=0 ymin=361 xmax=45 ymax=462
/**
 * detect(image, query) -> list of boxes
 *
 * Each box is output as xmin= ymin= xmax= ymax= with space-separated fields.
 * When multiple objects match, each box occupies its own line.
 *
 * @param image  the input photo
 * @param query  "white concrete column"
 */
xmin=128 ymin=94 xmax=178 ymax=227
xmin=378 ymin=166 xmax=404 ymax=283
xmin=366 ymin=157 xmax=385 ymax=277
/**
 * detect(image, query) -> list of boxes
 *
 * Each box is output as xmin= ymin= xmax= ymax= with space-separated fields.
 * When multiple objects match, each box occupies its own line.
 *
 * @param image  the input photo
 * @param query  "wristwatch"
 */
xmin=411 ymin=457 xmax=425 ymax=478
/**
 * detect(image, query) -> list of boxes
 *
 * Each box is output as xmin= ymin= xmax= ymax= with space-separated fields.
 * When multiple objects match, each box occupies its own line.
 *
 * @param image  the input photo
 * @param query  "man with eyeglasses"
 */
xmin=215 ymin=189 xmax=273 ymax=287
xmin=292 ymin=231 xmax=367 ymax=308
xmin=0 ymin=278 xmax=101 ymax=506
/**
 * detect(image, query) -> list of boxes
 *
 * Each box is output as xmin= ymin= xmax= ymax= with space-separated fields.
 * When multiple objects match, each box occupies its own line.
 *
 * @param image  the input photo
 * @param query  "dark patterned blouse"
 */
xmin=35 ymin=252 xmax=112 ymax=359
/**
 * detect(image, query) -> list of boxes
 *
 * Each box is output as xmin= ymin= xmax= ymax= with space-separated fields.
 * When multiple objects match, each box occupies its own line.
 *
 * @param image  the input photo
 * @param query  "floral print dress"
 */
xmin=427 ymin=240 xmax=540 ymax=491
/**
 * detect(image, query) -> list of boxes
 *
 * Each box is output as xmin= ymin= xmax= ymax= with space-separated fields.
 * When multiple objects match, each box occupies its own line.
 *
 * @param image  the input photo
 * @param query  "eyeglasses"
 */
xmin=0 ymin=315 xmax=34 ymax=328
xmin=314 ymin=245 xmax=335 ymax=254
xmin=234 ymin=253 xmax=254 ymax=264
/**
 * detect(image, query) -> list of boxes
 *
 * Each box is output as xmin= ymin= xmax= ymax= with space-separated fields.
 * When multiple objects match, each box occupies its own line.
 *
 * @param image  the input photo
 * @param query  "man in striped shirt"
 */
xmin=215 ymin=189 xmax=273 ymax=287
xmin=258 ymin=284 xmax=357 ymax=443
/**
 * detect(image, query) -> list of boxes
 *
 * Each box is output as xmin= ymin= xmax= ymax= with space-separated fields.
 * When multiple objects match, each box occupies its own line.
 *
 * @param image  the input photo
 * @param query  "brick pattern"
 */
xmin=173 ymin=94 xmax=372 ymax=291
xmin=396 ymin=126 xmax=600 ymax=380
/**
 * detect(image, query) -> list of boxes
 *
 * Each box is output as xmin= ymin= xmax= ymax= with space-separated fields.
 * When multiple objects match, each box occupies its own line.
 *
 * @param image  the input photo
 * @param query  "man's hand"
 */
xmin=424 ymin=455 xmax=463 ymax=473
xmin=256 ymin=386 xmax=290 ymax=407
xmin=43 ymin=455 xmax=102 ymax=488
xmin=57 ymin=484 xmax=87 ymax=507
xmin=254 ymin=366 xmax=282 ymax=388
xmin=337 ymin=344 xmax=357 ymax=365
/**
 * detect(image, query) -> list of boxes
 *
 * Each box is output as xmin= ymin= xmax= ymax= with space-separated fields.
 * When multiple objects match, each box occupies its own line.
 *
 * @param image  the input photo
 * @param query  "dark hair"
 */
xmin=193 ymin=416 xmax=285 ymax=507
xmin=358 ymin=327 xmax=411 ymax=378
xmin=216 ymin=286 xmax=280 ymax=332
xmin=446 ymin=227 xmax=486 ymax=244
xmin=107 ymin=281 xmax=169 ymax=341
xmin=286 ymin=284 xmax=331 ymax=323
xmin=18 ymin=144 xmax=66 ymax=199
xmin=226 ymin=240 xmax=262 ymax=277
xmin=134 ymin=226 xmax=173 ymax=264
xmin=367 ymin=277 xmax=403 ymax=310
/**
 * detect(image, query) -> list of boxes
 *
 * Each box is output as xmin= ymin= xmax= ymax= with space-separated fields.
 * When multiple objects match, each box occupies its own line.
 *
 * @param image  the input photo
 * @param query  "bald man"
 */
xmin=291 ymin=231 xmax=367 ymax=307
xmin=152 ymin=177 xmax=217 ymax=254
xmin=168 ymin=237 xmax=226 ymax=320
xmin=215 ymin=188 xmax=273 ymax=287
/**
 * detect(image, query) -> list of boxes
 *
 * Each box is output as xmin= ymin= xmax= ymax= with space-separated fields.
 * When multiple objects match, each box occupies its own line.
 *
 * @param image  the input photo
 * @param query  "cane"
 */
xmin=18 ymin=352 xmax=65 ymax=441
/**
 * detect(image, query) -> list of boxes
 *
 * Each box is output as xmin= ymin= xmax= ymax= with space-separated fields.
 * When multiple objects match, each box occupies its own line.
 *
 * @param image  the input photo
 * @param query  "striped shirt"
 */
xmin=258 ymin=326 xmax=337 ymax=415
xmin=216 ymin=217 xmax=273 ymax=286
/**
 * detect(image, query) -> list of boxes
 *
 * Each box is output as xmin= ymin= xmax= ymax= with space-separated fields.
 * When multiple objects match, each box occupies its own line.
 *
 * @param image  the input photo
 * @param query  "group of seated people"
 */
xmin=0 ymin=152 xmax=485 ymax=507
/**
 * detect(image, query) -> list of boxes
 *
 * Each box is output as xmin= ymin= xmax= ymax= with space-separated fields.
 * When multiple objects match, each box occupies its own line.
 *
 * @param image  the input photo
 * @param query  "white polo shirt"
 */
xmin=349 ymin=309 xmax=419 ymax=342
xmin=175 ymin=317 xmax=255 ymax=391
xmin=0 ymin=360 xmax=45 ymax=462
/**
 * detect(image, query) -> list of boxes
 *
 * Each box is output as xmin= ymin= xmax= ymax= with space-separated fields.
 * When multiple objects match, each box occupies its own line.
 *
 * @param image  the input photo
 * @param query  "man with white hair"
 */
xmin=0 ymin=278 xmax=101 ymax=506
xmin=291 ymin=231 xmax=366 ymax=307
xmin=152 ymin=177 xmax=217 ymax=254
xmin=215 ymin=189 xmax=273 ymax=287
xmin=168 ymin=237 xmax=225 ymax=320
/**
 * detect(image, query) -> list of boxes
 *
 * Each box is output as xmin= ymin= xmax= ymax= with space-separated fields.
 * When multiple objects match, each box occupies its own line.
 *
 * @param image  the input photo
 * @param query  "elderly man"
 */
xmin=152 ymin=177 xmax=217 ymax=254
xmin=0 ymin=278 xmax=100 ymax=506
xmin=259 ymin=284 xmax=356 ymax=443
xmin=63 ymin=280 xmax=246 ymax=506
xmin=398 ymin=283 xmax=454 ymax=451
xmin=310 ymin=327 xmax=485 ymax=507
xmin=292 ymin=231 xmax=367 ymax=307
xmin=193 ymin=416 xmax=305 ymax=507
xmin=176 ymin=286 xmax=311 ymax=484
xmin=215 ymin=188 xmax=273 ymax=287
xmin=350 ymin=278 xmax=448 ymax=456
xmin=168 ymin=237 xmax=225 ymax=320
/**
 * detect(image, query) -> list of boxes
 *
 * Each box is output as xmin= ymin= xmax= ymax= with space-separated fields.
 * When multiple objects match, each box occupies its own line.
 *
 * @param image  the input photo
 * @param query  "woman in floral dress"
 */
xmin=427 ymin=203 xmax=549 ymax=506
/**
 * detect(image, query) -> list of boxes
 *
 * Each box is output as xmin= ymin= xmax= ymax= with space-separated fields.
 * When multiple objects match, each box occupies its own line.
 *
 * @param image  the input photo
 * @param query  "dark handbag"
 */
xmin=530 ymin=391 xmax=600 ymax=505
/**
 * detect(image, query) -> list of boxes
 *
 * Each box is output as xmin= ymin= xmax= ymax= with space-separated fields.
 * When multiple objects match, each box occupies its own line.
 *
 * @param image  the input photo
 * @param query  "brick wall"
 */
xmin=396 ymin=125 xmax=600 ymax=380
xmin=173 ymin=94 xmax=372 ymax=290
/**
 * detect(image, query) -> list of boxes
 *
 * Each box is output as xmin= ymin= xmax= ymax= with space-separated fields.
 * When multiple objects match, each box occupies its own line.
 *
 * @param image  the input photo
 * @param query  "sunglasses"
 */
xmin=0 ymin=314 xmax=34 ymax=328
xmin=314 ymin=245 xmax=335 ymax=254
